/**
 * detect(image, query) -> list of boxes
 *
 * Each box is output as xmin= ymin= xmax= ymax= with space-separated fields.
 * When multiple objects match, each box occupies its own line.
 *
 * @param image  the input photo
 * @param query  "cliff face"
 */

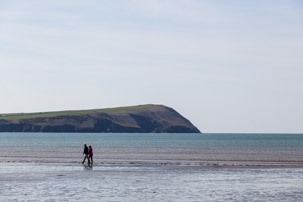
xmin=0 ymin=105 xmax=200 ymax=133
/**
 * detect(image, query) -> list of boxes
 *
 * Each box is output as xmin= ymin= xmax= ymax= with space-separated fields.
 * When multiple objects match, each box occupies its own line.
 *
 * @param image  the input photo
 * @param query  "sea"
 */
xmin=0 ymin=133 xmax=303 ymax=201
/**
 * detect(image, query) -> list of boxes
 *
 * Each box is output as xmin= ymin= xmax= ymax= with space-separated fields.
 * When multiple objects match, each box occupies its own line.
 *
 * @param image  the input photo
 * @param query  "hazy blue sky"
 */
xmin=0 ymin=0 xmax=302 ymax=133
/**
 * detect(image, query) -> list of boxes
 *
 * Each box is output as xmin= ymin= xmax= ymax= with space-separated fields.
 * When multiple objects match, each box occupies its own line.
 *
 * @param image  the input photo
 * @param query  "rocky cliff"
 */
xmin=0 ymin=105 xmax=200 ymax=133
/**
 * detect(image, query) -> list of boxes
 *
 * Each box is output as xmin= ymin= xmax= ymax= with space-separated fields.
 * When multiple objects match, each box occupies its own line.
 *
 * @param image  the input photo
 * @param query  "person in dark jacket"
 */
xmin=82 ymin=144 xmax=90 ymax=164
xmin=88 ymin=145 xmax=93 ymax=164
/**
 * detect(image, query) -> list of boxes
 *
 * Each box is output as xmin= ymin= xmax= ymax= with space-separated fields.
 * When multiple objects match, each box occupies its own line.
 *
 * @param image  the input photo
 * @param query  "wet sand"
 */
xmin=1 ymin=157 xmax=303 ymax=169
xmin=1 ymin=162 xmax=303 ymax=202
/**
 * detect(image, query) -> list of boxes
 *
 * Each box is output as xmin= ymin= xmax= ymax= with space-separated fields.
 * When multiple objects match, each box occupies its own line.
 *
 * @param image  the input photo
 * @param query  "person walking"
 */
xmin=82 ymin=144 xmax=90 ymax=164
xmin=88 ymin=145 xmax=93 ymax=164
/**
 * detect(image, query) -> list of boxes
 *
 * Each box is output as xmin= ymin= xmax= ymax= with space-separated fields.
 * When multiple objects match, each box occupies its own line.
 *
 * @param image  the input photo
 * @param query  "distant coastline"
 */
xmin=0 ymin=104 xmax=200 ymax=133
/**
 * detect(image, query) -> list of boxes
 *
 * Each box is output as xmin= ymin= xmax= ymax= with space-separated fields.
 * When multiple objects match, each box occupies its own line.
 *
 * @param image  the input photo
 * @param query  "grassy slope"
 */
xmin=0 ymin=104 xmax=154 ymax=121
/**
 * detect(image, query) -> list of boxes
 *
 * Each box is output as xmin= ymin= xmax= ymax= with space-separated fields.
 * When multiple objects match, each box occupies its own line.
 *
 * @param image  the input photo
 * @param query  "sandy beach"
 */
xmin=1 ymin=162 xmax=303 ymax=202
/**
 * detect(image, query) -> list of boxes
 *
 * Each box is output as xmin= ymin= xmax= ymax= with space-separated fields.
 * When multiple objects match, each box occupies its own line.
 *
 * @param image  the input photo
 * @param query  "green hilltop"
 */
xmin=0 ymin=104 xmax=154 ymax=121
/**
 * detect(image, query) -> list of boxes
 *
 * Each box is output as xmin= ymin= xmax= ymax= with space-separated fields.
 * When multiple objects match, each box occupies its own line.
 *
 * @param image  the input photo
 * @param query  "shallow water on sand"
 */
xmin=1 ymin=163 xmax=303 ymax=202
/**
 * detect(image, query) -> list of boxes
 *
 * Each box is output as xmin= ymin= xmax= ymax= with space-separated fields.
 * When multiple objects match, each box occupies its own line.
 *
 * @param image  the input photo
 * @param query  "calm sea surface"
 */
xmin=0 ymin=133 xmax=303 ymax=165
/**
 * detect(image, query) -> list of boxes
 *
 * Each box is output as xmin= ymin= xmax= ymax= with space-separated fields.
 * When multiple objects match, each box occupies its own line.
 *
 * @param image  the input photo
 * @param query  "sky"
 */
xmin=0 ymin=0 xmax=302 ymax=133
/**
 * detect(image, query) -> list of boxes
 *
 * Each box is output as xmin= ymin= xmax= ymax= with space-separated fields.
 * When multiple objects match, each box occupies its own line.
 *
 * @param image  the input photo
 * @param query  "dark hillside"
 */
xmin=0 ymin=105 xmax=200 ymax=133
